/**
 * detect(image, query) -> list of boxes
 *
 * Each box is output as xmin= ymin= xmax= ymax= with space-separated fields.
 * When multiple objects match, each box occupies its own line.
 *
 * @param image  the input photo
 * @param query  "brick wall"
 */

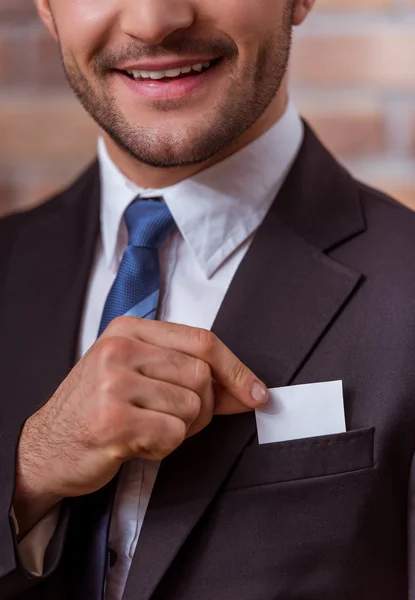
xmin=291 ymin=0 xmax=415 ymax=210
xmin=1 ymin=0 xmax=415 ymax=216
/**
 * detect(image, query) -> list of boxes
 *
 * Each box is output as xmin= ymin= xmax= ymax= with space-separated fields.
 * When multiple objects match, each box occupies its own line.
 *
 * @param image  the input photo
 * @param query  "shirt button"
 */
xmin=108 ymin=549 xmax=118 ymax=569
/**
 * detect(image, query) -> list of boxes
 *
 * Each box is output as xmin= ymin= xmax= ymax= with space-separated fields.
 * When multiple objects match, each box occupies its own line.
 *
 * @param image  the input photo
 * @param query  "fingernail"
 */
xmin=251 ymin=381 xmax=268 ymax=405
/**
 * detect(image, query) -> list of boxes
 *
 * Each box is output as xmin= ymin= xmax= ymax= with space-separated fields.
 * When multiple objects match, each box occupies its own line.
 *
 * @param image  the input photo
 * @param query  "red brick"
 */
xmin=0 ymin=0 xmax=38 ymax=21
xmin=300 ymin=103 xmax=387 ymax=158
xmin=292 ymin=30 xmax=415 ymax=89
xmin=31 ymin=28 xmax=68 ymax=87
xmin=316 ymin=0 xmax=393 ymax=10
xmin=0 ymin=95 xmax=98 ymax=164
xmin=0 ymin=25 xmax=66 ymax=88
xmin=0 ymin=26 xmax=39 ymax=87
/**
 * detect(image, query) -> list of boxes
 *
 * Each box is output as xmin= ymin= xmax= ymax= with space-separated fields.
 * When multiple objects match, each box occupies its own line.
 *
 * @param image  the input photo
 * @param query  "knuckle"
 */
xmin=97 ymin=336 xmax=132 ymax=365
xmin=106 ymin=315 xmax=135 ymax=333
xmin=166 ymin=419 xmax=187 ymax=452
xmin=182 ymin=389 xmax=202 ymax=421
xmin=194 ymin=328 xmax=216 ymax=358
xmin=192 ymin=358 xmax=211 ymax=390
xmin=228 ymin=360 xmax=248 ymax=387
xmin=99 ymin=371 xmax=121 ymax=400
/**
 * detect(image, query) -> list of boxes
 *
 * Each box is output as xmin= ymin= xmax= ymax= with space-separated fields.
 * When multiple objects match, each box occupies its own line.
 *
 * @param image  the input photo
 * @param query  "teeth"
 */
xmin=164 ymin=68 xmax=181 ymax=78
xmin=127 ymin=61 xmax=212 ymax=81
xmin=149 ymin=71 xmax=165 ymax=80
xmin=132 ymin=70 xmax=150 ymax=79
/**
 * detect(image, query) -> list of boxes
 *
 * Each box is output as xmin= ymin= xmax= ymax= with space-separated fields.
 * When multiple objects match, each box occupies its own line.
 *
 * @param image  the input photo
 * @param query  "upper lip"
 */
xmin=117 ymin=57 xmax=220 ymax=72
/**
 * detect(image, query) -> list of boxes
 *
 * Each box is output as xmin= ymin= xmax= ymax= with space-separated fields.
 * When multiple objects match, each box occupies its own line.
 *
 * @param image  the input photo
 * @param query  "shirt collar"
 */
xmin=98 ymin=101 xmax=304 ymax=277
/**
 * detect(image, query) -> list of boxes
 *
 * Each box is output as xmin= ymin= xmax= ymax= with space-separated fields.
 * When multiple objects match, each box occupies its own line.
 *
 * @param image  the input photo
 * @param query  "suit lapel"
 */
xmin=123 ymin=126 xmax=366 ymax=600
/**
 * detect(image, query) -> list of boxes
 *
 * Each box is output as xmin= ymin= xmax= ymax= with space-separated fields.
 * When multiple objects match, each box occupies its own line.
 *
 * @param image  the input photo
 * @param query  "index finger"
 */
xmin=107 ymin=318 xmax=268 ymax=411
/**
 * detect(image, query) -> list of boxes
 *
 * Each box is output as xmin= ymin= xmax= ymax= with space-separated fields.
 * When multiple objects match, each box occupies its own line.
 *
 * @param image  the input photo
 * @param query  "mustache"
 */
xmin=92 ymin=36 xmax=238 ymax=72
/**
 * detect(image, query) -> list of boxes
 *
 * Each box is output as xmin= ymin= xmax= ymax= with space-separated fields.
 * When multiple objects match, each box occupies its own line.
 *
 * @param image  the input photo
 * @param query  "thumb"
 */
xmin=213 ymin=381 xmax=266 ymax=415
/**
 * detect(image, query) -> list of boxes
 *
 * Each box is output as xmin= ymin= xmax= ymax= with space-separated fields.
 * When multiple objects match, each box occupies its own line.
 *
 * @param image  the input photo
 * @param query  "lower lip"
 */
xmin=116 ymin=62 xmax=222 ymax=100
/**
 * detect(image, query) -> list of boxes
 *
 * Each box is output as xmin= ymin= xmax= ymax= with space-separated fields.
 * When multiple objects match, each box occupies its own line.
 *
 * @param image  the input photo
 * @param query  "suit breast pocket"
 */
xmin=225 ymin=427 xmax=375 ymax=490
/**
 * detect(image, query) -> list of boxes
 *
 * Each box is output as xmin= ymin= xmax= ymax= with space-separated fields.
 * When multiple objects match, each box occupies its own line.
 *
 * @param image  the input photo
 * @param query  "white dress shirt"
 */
xmin=19 ymin=102 xmax=303 ymax=600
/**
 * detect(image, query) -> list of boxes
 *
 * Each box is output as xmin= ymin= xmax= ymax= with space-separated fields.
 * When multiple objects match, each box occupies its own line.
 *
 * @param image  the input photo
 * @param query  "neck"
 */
xmin=103 ymin=87 xmax=289 ymax=189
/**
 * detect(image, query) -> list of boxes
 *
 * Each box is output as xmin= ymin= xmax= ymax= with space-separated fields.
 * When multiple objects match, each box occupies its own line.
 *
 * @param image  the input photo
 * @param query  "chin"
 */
xmin=128 ymin=130 xmax=213 ymax=163
xmin=128 ymin=148 xmax=212 ymax=169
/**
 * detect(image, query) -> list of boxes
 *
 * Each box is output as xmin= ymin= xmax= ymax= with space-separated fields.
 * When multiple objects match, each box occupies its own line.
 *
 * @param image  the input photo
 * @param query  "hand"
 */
xmin=13 ymin=318 xmax=268 ymax=537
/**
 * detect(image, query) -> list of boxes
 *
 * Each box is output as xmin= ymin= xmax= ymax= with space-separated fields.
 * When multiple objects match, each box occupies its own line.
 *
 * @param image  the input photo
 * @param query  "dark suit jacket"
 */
xmin=2 ymin=125 xmax=415 ymax=599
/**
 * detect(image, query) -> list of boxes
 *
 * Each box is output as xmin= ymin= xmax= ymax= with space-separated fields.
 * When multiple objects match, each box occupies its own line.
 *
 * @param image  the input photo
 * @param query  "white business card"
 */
xmin=255 ymin=380 xmax=346 ymax=445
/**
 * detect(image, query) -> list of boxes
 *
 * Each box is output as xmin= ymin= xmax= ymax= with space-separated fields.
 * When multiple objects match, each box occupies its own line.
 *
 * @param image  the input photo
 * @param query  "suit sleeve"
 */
xmin=0 ymin=427 xmax=69 ymax=599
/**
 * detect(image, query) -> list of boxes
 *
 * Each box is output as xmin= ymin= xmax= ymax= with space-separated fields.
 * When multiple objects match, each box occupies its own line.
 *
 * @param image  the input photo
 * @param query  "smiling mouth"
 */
xmin=118 ymin=58 xmax=223 ymax=83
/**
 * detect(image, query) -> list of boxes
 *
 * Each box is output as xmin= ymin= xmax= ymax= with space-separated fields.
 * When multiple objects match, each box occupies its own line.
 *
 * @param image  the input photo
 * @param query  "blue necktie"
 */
xmin=98 ymin=197 xmax=176 ymax=335
xmin=77 ymin=198 xmax=176 ymax=599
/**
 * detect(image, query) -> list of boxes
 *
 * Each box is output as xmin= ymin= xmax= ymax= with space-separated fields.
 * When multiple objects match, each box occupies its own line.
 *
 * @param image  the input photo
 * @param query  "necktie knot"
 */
xmin=98 ymin=197 xmax=176 ymax=335
xmin=125 ymin=197 xmax=176 ymax=249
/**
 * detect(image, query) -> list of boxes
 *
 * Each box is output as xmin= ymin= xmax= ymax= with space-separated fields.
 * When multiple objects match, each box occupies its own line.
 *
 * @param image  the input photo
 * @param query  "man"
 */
xmin=2 ymin=0 xmax=415 ymax=598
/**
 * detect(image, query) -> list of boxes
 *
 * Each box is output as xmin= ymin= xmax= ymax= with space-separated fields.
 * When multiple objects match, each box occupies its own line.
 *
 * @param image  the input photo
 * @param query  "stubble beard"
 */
xmin=60 ymin=12 xmax=293 ymax=169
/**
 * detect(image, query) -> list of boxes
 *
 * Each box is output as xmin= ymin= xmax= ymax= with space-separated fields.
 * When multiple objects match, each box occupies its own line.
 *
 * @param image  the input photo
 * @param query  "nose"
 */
xmin=120 ymin=0 xmax=196 ymax=46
